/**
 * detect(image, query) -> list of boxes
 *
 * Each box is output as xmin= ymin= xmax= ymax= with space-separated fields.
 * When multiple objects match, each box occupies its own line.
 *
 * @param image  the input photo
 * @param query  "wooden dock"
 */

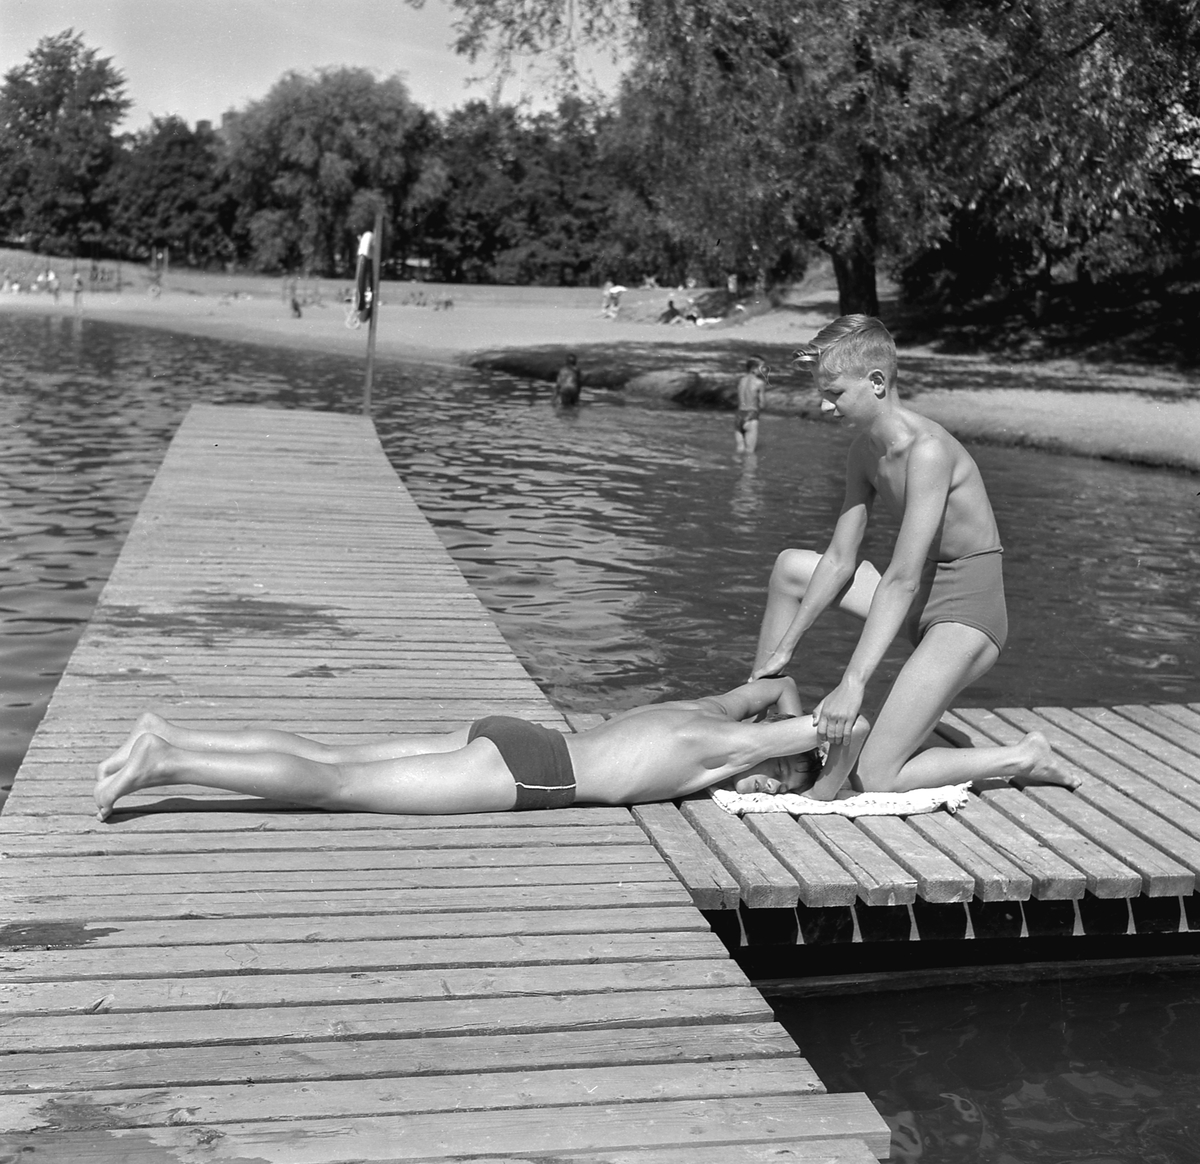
xmin=0 ymin=405 xmax=889 ymax=1162
xmin=635 ymin=707 xmax=1200 ymax=959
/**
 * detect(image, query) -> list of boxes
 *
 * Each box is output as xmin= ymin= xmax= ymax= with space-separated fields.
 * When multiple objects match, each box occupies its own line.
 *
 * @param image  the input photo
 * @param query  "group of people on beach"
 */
xmin=95 ymin=314 xmax=1076 ymax=822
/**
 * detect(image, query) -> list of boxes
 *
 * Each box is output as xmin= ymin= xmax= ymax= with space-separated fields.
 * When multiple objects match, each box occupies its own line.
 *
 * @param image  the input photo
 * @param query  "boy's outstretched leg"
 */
xmin=753 ymin=551 xmax=880 ymax=675
xmin=95 ymin=733 xmax=516 ymax=821
xmin=98 ymin=714 xmax=471 ymax=779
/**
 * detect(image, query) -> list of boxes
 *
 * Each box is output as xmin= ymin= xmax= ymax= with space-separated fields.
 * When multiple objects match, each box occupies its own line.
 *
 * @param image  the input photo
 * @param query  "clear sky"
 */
xmin=0 ymin=0 xmax=622 ymax=129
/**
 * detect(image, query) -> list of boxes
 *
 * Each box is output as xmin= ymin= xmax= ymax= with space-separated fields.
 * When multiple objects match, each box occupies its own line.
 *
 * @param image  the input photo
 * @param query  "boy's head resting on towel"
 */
xmin=718 ymin=747 xmax=823 ymax=796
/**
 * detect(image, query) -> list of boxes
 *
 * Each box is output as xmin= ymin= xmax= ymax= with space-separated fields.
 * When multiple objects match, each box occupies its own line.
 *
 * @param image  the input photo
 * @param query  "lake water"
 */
xmin=3 ymin=311 xmax=1199 ymax=1161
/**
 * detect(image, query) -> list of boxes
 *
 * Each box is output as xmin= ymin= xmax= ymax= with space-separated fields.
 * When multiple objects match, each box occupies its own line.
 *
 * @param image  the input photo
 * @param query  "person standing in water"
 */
xmin=554 ymin=354 xmax=582 ymax=406
xmin=734 ymin=357 xmax=769 ymax=453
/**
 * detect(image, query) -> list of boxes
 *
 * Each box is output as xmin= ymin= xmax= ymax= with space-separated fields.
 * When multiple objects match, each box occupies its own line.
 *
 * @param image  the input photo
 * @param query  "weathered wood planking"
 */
xmin=0 ymin=405 xmax=887 ymax=1161
xmin=632 ymin=701 xmax=1200 ymax=933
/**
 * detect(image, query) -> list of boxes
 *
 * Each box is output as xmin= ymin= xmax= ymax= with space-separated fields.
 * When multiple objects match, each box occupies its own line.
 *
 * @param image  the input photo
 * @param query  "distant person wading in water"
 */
xmin=554 ymin=354 xmax=582 ymax=406
xmin=751 ymin=315 xmax=1078 ymax=797
xmin=735 ymin=357 xmax=769 ymax=453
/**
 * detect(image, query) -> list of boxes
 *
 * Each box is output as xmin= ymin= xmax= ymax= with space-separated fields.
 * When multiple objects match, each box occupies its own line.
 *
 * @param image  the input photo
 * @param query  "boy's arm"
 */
xmin=751 ymin=451 xmax=872 ymax=679
xmin=708 ymin=676 xmax=804 ymax=722
xmin=814 ymin=437 xmax=952 ymax=745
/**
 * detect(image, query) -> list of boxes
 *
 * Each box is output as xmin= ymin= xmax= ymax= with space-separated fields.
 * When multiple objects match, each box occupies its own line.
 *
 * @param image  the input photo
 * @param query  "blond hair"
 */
xmin=795 ymin=315 xmax=897 ymax=387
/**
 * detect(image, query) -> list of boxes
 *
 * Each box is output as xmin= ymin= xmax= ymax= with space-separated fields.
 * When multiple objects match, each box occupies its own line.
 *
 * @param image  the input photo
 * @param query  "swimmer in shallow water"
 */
xmin=96 ymin=676 xmax=878 ymax=820
xmin=734 ymin=356 xmax=769 ymax=454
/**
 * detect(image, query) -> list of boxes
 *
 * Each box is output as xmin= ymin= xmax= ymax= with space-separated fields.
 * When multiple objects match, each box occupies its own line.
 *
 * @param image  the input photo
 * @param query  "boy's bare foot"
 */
xmin=1012 ymin=732 xmax=1083 ymax=790
xmin=98 ymin=711 xmax=169 ymax=779
xmin=95 ymin=733 xmax=169 ymax=821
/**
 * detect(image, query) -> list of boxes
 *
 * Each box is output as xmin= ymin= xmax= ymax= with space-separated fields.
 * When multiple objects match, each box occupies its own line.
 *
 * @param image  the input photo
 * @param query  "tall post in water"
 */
xmin=363 ymin=207 xmax=384 ymax=416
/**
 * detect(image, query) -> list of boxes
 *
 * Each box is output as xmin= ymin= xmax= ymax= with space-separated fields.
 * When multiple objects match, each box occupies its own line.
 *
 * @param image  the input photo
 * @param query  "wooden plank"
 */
xmin=1116 ymin=704 xmax=1200 ymax=756
xmin=1033 ymin=706 xmax=1200 ymax=810
xmin=1 ymin=959 xmax=747 ymax=1015
xmin=1154 ymin=703 xmax=1200 ymax=736
xmin=0 ymin=1134 xmax=879 ymax=1164
xmin=677 ymin=800 xmax=801 ymax=908
xmin=853 ymin=817 xmax=974 ymax=903
xmin=1076 ymin=706 xmax=1200 ymax=781
xmin=0 ymin=843 xmax=665 ymax=875
xmin=996 ymin=708 xmax=1200 ymax=880
xmin=962 ymin=709 xmax=1195 ymax=895
xmin=947 ymin=712 xmax=1142 ymax=897
xmin=0 ymin=1093 xmax=890 ymax=1161
xmin=979 ymin=788 xmax=1141 ymax=898
xmin=906 ymin=813 xmax=1032 ymax=901
xmin=742 ymin=815 xmax=859 ymax=908
xmin=0 ymin=883 xmax=691 ymax=922
xmin=0 ymin=1058 xmax=827 ymax=1128
xmin=0 ymin=1022 xmax=801 ymax=1092
xmin=797 ymin=816 xmax=917 ymax=907
xmin=951 ymin=798 xmax=1087 ymax=899
xmin=0 ymin=987 xmax=776 ymax=1054
xmin=631 ymin=803 xmax=741 ymax=911
xmin=0 ymin=862 xmax=680 ymax=895
xmin=1 ymin=931 xmax=725 ymax=982
xmin=0 ymin=907 xmax=705 ymax=949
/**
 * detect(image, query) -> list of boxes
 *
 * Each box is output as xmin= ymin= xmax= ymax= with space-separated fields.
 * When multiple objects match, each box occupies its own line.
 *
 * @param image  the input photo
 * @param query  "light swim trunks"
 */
xmin=904 ymin=547 xmax=1008 ymax=652
xmin=467 ymin=716 xmax=577 ymax=809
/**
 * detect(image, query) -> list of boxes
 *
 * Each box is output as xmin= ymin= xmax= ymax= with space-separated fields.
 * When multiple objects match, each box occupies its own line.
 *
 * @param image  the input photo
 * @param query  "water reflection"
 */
xmin=776 ymin=971 xmax=1200 ymax=1163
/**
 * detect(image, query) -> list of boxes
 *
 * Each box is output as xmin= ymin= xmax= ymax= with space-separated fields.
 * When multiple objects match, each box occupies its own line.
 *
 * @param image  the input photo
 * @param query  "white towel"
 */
xmin=709 ymin=783 xmax=972 ymax=818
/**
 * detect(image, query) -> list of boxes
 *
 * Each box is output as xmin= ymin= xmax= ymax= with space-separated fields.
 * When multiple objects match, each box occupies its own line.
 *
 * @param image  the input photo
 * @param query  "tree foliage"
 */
xmin=104 ymin=117 xmax=235 ymax=267
xmin=438 ymin=0 xmax=1200 ymax=312
xmin=0 ymin=29 xmax=130 ymax=253
xmin=222 ymin=67 xmax=437 ymax=274
xmin=420 ymin=98 xmax=620 ymax=284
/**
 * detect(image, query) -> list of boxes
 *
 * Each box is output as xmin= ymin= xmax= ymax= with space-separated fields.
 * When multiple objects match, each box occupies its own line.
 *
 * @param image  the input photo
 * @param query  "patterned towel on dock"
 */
xmin=709 ymin=783 xmax=972 ymax=818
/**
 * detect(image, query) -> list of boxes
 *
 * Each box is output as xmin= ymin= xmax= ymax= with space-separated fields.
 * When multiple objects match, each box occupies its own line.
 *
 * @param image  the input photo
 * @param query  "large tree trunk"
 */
xmin=829 ymin=244 xmax=879 ymax=317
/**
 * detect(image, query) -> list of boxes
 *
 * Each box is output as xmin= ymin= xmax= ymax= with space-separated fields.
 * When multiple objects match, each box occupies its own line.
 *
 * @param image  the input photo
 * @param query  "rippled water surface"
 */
xmin=3 ymin=311 xmax=1200 ymax=1163
xmin=777 ymin=970 xmax=1200 ymax=1163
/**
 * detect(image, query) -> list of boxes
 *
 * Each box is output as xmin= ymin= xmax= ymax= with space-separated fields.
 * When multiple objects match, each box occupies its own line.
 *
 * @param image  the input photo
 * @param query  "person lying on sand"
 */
xmin=96 ymin=677 xmax=874 ymax=821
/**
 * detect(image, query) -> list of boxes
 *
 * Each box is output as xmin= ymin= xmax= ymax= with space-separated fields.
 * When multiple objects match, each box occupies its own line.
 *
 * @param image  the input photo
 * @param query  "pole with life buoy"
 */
xmin=363 ymin=206 xmax=384 ymax=416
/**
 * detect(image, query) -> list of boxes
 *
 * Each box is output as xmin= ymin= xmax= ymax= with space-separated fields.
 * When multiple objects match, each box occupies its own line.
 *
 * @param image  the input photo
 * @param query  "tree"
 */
xmin=419 ymin=98 xmax=618 ymax=285
xmin=105 ymin=116 xmax=235 ymax=267
xmin=222 ymin=67 xmax=435 ymax=274
xmin=434 ymin=0 xmax=1200 ymax=313
xmin=0 ymin=29 xmax=130 ymax=253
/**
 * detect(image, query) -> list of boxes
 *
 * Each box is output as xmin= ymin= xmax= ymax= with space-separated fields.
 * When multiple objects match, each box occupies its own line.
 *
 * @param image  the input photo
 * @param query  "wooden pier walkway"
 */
xmin=636 ymin=710 xmax=1200 ymax=957
xmin=0 ymin=406 xmax=888 ymax=1162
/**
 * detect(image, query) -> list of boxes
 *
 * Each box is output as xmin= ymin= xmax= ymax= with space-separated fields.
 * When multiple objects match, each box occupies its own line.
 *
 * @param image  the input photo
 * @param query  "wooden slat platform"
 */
xmin=0 ymin=405 xmax=888 ymax=1162
xmin=632 ymin=702 xmax=1200 ymax=947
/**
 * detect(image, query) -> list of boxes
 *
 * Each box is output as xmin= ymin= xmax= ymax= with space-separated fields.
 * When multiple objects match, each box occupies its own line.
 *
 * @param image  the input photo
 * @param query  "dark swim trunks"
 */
xmin=904 ymin=547 xmax=1008 ymax=652
xmin=735 ymin=408 xmax=760 ymax=434
xmin=467 ymin=716 xmax=577 ymax=810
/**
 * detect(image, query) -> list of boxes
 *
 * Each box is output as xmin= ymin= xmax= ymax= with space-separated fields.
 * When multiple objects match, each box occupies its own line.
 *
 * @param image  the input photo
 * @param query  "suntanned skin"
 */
xmin=734 ymin=360 xmax=768 ymax=453
xmin=751 ymin=317 xmax=1079 ymax=795
xmin=94 ymin=677 xmax=872 ymax=821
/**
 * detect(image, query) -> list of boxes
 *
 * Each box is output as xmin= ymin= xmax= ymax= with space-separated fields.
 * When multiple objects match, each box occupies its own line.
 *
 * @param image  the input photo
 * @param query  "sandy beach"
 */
xmin=4 ymin=279 xmax=1198 ymax=473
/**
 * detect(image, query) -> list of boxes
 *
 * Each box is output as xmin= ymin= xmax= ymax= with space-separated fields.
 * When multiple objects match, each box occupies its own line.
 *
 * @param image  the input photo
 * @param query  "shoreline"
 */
xmin=4 ymin=285 xmax=1198 ymax=474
